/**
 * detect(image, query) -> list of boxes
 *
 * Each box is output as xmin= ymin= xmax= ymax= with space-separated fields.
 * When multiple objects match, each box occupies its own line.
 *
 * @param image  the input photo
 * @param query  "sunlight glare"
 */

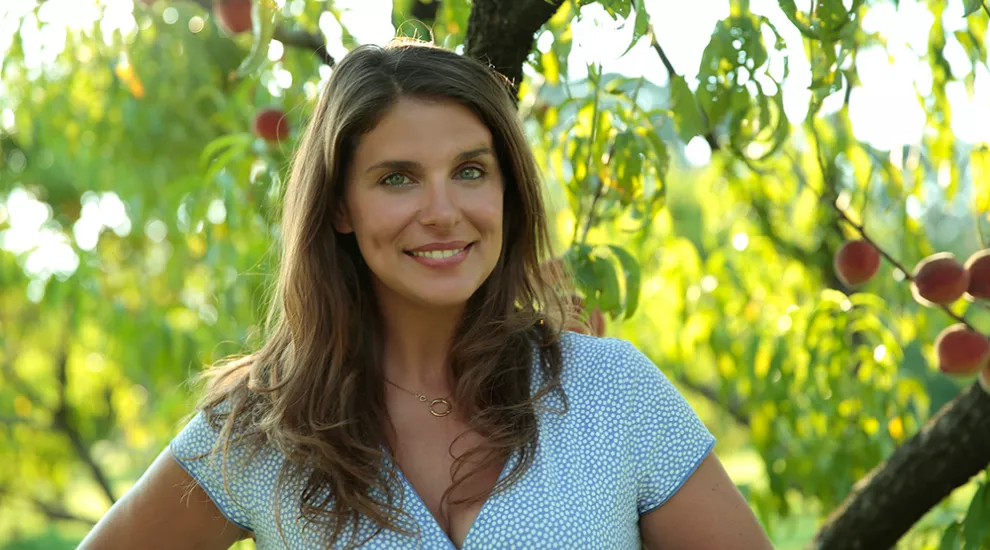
xmin=319 ymin=11 xmax=351 ymax=62
xmin=684 ymin=136 xmax=713 ymax=166
xmin=268 ymin=40 xmax=285 ymax=61
xmin=2 ymin=188 xmax=51 ymax=254
xmin=700 ymin=275 xmax=718 ymax=292
xmin=0 ymin=188 xmax=80 ymax=281
xmin=732 ymin=232 xmax=749 ymax=251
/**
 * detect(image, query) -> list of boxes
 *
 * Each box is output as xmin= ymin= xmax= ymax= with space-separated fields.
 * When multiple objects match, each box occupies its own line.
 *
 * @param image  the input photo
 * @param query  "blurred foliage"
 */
xmin=2 ymin=0 xmax=990 ymax=548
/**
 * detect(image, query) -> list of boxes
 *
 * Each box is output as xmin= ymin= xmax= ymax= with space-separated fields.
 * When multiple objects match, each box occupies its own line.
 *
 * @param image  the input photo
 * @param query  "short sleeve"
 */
xmin=169 ymin=410 xmax=255 ymax=531
xmin=622 ymin=342 xmax=717 ymax=515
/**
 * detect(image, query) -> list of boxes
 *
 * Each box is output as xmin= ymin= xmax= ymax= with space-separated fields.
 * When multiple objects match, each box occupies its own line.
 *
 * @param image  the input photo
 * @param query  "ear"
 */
xmin=333 ymin=203 xmax=354 ymax=234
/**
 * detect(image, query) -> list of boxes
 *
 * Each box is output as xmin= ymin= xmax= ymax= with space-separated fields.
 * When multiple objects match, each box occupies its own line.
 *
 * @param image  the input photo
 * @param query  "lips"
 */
xmin=405 ymin=242 xmax=473 ymax=258
xmin=406 ymin=241 xmax=471 ymax=253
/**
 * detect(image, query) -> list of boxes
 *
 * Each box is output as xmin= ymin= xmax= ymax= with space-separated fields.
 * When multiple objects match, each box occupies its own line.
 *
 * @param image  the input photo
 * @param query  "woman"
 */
xmin=80 ymin=40 xmax=773 ymax=549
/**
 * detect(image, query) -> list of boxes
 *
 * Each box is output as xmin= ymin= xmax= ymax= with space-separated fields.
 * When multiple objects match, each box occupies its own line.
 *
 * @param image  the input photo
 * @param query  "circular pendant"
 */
xmin=429 ymin=398 xmax=452 ymax=417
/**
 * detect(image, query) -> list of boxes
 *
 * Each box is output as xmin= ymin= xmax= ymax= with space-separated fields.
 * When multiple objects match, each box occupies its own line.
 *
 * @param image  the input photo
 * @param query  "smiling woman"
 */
xmin=77 ymin=39 xmax=772 ymax=550
xmin=334 ymin=98 xmax=506 ymax=311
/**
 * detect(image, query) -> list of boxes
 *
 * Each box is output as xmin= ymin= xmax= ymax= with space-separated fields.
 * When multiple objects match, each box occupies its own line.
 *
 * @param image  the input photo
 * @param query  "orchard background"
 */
xmin=2 ymin=0 xmax=990 ymax=548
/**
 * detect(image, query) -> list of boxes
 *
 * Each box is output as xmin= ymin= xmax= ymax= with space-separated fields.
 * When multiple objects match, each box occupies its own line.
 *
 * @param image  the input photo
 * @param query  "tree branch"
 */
xmin=31 ymin=498 xmax=97 ymax=527
xmin=273 ymin=26 xmax=335 ymax=67
xmin=463 ymin=0 xmax=565 ymax=97
xmin=49 ymin=348 xmax=117 ymax=506
xmin=822 ymin=170 xmax=980 ymax=334
xmin=1 ymin=334 xmax=117 ymax=507
xmin=812 ymin=383 xmax=990 ymax=549
xmin=748 ymin=189 xmax=816 ymax=267
xmin=675 ymin=374 xmax=751 ymax=427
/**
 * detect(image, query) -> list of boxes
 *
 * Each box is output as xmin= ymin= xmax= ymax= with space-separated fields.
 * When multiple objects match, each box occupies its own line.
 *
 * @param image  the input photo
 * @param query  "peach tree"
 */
xmin=1 ymin=0 xmax=990 ymax=548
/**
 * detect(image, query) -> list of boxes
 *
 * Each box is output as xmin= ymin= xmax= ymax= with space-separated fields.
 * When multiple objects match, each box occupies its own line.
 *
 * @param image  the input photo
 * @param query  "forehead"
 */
xmin=350 ymin=97 xmax=495 ymax=166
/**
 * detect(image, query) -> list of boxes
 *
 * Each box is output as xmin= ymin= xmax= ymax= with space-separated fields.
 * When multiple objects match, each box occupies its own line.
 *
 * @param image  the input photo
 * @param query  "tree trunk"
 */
xmin=812 ymin=383 xmax=990 ymax=549
xmin=464 ymin=0 xmax=564 ymax=94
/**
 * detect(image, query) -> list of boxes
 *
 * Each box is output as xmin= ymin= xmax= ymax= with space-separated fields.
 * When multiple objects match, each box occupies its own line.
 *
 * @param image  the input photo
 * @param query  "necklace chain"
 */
xmin=384 ymin=378 xmax=453 ymax=418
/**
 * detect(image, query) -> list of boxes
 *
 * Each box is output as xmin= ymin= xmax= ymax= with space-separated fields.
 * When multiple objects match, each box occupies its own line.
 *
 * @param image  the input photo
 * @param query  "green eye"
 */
xmin=381 ymin=173 xmax=411 ymax=186
xmin=458 ymin=166 xmax=484 ymax=180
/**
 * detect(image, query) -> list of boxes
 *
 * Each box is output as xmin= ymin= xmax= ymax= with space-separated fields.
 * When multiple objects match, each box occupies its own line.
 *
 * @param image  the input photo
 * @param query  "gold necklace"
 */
xmin=384 ymin=378 xmax=453 ymax=418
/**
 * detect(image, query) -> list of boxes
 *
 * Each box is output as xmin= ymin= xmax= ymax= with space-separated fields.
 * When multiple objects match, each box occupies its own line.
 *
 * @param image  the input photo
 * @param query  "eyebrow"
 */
xmin=364 ymin=146 xmax=494 ymax=174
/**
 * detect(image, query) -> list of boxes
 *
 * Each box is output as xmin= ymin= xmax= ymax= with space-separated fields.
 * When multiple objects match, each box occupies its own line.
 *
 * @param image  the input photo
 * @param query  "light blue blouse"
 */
xmin=170 ymin=332 xmax=716 ymax=549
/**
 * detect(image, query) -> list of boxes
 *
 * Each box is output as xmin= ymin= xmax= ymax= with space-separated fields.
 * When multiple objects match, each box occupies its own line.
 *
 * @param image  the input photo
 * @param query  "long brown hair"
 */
xmin=189 ymin=39 xmax=572 ymax=548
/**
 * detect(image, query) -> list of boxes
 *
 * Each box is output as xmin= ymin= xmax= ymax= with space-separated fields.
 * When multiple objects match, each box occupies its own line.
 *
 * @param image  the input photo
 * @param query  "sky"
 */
xmin=0 ymin=0 xmax=988 ymax=291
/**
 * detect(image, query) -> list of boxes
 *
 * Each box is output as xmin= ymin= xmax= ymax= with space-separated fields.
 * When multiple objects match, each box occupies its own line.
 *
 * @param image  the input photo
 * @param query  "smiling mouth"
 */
xmin=405 ymin=243 xmax=473 ymax=259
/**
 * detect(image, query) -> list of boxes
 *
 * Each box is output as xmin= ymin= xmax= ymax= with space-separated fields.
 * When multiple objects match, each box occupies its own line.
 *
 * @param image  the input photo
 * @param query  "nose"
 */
xmin=418 ymin=178 xmax=461 ymax=229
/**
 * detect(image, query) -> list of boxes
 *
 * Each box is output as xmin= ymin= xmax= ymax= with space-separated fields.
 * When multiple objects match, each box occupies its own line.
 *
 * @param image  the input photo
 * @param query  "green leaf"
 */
xmin=566 ymin=243 xmax=597 ymax=293
xmin=200 ymin=133 xmax=253 ymax=169
xmin=972 ymin=146 xmax=990 ymax=215
xmin=591 ymin=254 xmax=623 ymax=314
xmin=233 ymin=0 xmax=278 ymax=79
xmin=810 ymin=70 xmax=844 ymax=101
xmin=962 ymin=482 xmax=990 ymax=549
xmin=610 ymin=130 xmax=643 ymax=200
xmin=621 ymin=1 xmax=650 ymax=57
xmin=777 ymin=0 xmax=819 ymax=38
xmin=643 ymin=129 xmax=670 ymax=178
xmin=964 ymin=0 xmax=983 ymax=17
xmin=599 ymin=0 xmax=632 ymax=20
xmin=669 ymin=75 xmax=706 ymax=141
xmin=541 ymin=51 xmax=561 ymax=85
xmin=940 ymin=522 xmax=962 ymax=550
xmin=607 ymin=244 xmax=641 ymax=319
xmin=203 ymin=138 xmax=252 ymax=183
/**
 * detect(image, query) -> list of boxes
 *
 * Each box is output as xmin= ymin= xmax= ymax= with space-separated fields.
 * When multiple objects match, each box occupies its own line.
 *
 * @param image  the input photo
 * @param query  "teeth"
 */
xmin=410 ymin=248 xmax=464 ymax=259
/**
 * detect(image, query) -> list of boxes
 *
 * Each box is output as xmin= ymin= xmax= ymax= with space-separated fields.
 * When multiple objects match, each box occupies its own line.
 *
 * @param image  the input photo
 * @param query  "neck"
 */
xmin=376 ymin=291 xmax=464 ymax=393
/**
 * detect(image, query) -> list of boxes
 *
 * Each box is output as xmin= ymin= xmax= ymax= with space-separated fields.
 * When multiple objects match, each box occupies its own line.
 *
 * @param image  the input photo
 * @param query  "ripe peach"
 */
xmin=911 ymin=253 xmax=969 ymax=306
xmin=215 ymin=0 xmax=252 ymax=35
xmin=253 ymin=108 xmax=289 ymax=143
xmin=934 ymin=324 xmax=990 ymax=376
xmin=834 ymin=240 xmax=881 ymax=287
xmin=964 ymin=249 xmax=990 ymax=301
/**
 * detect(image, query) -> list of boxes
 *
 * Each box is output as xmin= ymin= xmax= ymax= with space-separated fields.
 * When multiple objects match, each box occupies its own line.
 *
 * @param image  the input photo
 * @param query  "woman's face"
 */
xmin=337 ymin=97 xmax=505 ymax=311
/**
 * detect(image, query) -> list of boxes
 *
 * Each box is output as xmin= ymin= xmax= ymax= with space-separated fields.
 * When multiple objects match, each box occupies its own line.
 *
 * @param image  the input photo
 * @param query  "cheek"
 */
xmin=478 ymin=185 xmax=505 ymax=232
xmin=350 ymin=198 xmax=412 ymax=244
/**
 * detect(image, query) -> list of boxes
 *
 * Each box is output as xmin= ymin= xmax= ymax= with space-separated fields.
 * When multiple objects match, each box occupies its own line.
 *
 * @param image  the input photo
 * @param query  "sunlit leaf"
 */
xmin=962 ymin=482 xmax=990 ymax=549
xmin=607 ymin=244 xmax=641 ymax=318
xmin=964 ymin=0 xmax=983 ymax=17
xmin=669 ymin=75 xmax=706 ymax=141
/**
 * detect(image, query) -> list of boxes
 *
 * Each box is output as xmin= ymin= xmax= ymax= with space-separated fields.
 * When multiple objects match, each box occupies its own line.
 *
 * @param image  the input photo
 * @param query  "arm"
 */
xmin=639 ymin=451 xmax=774 ymax=550
xmin=77 ymin=448 xmax=251 ymax=550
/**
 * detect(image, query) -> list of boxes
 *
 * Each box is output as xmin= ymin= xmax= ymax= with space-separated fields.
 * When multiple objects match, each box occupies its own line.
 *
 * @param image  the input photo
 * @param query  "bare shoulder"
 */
xmin=638 ymin=451 xmax=774 ymax=550
xmin=77 ymin=447 xmax=250 ymax=550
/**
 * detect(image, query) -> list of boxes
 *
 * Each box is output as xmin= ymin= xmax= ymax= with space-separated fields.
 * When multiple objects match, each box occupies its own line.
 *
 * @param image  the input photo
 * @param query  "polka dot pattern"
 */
xmin=169 ymin=332 xmax=716 ymax=548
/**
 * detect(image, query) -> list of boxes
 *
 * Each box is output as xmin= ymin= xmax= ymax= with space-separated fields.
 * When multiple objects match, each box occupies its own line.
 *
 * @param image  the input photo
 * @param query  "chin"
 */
xmin=409 ymin=287 xmax=478 ymax=309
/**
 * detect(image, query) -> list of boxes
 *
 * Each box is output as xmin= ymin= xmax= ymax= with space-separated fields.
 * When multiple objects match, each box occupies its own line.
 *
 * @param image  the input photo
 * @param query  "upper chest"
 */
xmin=384 ymin=401 xmax=509 ymax=549
xmin=253 ymin=390 xmax=643 ymax=549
